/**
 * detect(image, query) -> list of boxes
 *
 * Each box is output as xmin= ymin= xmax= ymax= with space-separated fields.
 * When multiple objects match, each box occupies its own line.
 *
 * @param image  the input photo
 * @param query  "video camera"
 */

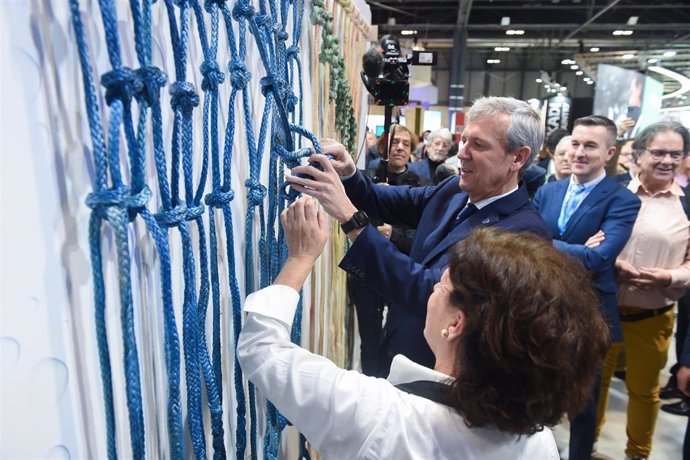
xmin=361 ymin=34 xmax=437 ymax=107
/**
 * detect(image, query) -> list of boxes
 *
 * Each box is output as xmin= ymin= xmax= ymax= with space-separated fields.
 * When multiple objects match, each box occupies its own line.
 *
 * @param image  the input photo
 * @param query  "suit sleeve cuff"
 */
xmin=340 ymin=169 xmax=357 ymax=182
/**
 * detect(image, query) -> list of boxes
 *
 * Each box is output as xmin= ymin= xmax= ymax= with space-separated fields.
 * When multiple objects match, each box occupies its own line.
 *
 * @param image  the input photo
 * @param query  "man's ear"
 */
xmin=446 ymin=310 xmax=465 ymax=341
xmin=606 ymin=145 xmax=617 ymax=161
xmin=512 ymin=146 xmax=531 ymax=172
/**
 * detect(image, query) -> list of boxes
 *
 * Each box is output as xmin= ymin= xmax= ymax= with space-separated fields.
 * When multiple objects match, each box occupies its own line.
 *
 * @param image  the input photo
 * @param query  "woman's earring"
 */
xmin=441 ymin=329 xmax=449 ymax=338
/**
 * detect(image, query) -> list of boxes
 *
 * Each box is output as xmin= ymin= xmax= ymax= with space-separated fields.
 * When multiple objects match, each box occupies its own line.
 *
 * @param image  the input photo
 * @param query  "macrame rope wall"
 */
xmin=307 ymin=0 xmax=369 ymax=369
xmin=67 ymin=0 xmax=369 ymax=458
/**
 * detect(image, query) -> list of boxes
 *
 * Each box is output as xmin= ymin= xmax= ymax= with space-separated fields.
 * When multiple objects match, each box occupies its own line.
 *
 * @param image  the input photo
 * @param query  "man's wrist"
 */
xmin=337 ymin=205 xmax=360 ymax=224
xmin=274 ymin=256 xmax=315 ymax=290
xmin=339 ymin=166 xmax=357 ymax=181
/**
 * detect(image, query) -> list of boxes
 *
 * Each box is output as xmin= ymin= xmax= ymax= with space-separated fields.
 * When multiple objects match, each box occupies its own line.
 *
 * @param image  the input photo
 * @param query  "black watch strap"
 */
xmin=340 ymin=210 xmax=369 ymax=234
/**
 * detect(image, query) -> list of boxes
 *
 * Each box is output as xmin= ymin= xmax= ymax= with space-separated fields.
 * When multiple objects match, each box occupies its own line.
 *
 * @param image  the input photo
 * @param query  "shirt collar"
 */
xmin=628 ymin=176 xmax=684 ymax=197
xmin=470 ymin=185 xmax=519 ymax=210
xmin=386 ymin=354 xmax=454 ymax=385
xmin=569 ymin=171 xmax=606 ymax=192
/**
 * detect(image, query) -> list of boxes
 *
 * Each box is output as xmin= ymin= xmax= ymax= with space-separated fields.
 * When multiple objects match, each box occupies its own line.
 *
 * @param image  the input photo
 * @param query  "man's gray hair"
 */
xmin=631 ymin=120 xmax=690 ymax=161
xmin=468 ymin=97 xmax=544 ymax=174
xmin=429 ymin=127 xmax=453 ymax=143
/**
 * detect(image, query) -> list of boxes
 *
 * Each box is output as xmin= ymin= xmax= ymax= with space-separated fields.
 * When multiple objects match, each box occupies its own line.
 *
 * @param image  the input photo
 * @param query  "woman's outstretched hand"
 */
xmin=274 ymin=197 xmax=328 ymax=290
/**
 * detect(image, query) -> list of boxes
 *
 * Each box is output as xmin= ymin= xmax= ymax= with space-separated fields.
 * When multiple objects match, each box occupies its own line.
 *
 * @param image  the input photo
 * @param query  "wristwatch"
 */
xmin=340 ymin=210 xmax=369 ymax=234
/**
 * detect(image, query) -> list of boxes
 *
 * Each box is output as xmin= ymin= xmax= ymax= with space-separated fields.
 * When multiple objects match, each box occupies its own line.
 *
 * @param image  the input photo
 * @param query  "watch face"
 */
xmin=353 ymin=211 xmax=369 ymax=227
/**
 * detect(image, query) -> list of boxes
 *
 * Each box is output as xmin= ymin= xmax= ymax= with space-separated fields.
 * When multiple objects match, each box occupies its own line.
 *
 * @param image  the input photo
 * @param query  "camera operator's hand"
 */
xmin=274 ymin=197 xmax=327 ymax=291
xmin=618 ymin=117 xmax=636 ymax=137
xmin=320 ymin=138 xmax=357 ymax=177
xmin=286 ymin=153 xmax=358 ymax=226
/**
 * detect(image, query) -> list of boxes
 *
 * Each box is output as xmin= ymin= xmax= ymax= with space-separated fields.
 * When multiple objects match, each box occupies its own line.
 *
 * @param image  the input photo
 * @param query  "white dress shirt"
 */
xmin=237 ymin=285 xmax=559 ymax=460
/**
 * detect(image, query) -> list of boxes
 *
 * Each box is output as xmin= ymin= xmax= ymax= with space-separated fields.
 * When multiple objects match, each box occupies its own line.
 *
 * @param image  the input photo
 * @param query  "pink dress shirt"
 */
xmin=616 ymin=177 xmax=690 ymax=309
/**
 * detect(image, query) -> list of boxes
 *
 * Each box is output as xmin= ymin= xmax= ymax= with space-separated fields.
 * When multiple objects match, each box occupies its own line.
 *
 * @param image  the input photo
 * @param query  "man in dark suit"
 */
xmin=533 ymin=115 xmax=641 ymax=460
xmin=408 ymin=127 xmax=453 ymax=185
xmin=287 ymin=96 xmax=550 ymax=377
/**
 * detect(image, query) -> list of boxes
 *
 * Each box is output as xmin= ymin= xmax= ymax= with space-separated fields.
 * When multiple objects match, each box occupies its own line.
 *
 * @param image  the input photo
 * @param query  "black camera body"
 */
xmin=361 ymin=35 xmax=437 ymax=107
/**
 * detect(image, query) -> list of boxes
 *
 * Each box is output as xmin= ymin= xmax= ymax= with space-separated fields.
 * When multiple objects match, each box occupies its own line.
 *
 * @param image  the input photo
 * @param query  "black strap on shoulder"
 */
xmin=394 ymin=380 xmax=455 ymax=408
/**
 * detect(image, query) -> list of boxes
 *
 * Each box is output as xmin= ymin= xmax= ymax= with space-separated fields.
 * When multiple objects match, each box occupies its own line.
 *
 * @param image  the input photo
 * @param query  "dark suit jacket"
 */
xmin=523 ymin=163 xmax=547 ymax=199
xmin=614 ymin=171 xmax=634 ymax=184
xmin=537 ymin=157 xmax=551 ymax=171
xmin=408 ymin=157 xmax=440 ymax=185
xmin=340 ymin=172 xmax=550 ymax=373
xmin=533 ymin=176 xmax=641 ymax=342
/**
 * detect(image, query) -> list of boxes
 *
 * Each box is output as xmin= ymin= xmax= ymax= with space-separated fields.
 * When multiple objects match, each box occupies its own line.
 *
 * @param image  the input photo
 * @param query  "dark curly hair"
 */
xmin=446 ymin=228 xmax=609 ymax=435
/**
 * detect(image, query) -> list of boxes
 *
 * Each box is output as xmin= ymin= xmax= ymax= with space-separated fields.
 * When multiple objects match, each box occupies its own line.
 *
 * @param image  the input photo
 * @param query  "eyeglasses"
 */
xmin=645 ymin=149 xmax=685 ymax=161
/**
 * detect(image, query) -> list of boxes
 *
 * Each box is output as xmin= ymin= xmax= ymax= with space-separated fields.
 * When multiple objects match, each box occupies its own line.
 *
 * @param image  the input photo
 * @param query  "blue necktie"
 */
xmin=558 ymin=183 xmax=587 ymax=234
xmin=451 ymin=203 xmax=478 ymax=230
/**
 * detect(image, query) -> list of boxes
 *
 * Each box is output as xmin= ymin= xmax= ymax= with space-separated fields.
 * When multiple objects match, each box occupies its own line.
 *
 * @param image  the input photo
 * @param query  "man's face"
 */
xmin=428 ymin=136 xmax=451 ymax=162
xmin=365 ymin=132 xmax=377 ymax=149
xmin=553 ymin=137 xmax=572 ymax=179
xmin=618 ymin=140 xmax=634 ymax=170
xmin=637 ymin=130 xmax=685 ymax=189
xmin=388 ymin=130 xmax=412 ymax=171
xmin=569 ymin=125 xmax=615 ymax=183
xmin=457 ymin=114 xmax=523 ymax=201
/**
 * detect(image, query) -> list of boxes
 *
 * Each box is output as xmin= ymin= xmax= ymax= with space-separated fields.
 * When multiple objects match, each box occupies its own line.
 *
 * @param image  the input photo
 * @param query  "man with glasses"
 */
xmin=595 ymin=121 xmax=690 ymax=460
xmin=286 ymin=96 xmax=550 ymax=377
xmin=532 ymin=115 xmax=641 ymax=460
xmin=409 ymin=127 xmax=453 ymax=184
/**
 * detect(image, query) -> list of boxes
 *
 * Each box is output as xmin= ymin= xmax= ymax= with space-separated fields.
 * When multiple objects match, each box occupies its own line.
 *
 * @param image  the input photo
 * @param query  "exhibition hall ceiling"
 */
xmin=367 ymin=0 xmax=690 ymax=100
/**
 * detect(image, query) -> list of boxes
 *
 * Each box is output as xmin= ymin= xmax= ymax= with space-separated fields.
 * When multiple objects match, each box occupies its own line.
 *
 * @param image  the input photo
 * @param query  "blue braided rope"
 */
xmin=193 ymin=0 xmax=226 ymax=420
xmin=126 ymin=0 xmax=186 ymax=448
xmin=162 ymin=1 xmax=224 ymax=458
xmin=139 ymin=209 xmax=184 ymax=460
xmin=74 ymin=0 xmax=336 ymax=458
xmin=175 ymin=219 xmax=206 ymax=459
xmin=91 ymin=0 xmax=151 ymax=455
xmin=187 ymin=1 xmax=226 ymax=457
xmin=87 ymin=213 xmax=117 ymax=460
xmin=71 ymin=1 xmax=187 ymax=457
xmin=217 ymin=2 xmax=253 ymax=457
xmin=244 ymin=38 xmax=271 ymax=460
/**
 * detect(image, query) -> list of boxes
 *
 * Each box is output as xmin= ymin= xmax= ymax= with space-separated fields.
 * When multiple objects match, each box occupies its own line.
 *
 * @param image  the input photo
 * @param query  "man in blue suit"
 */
xmin=533 ymin=115 xmax=641 ymax=460
xmin=287 ymin=97 xmax=550 ymax=377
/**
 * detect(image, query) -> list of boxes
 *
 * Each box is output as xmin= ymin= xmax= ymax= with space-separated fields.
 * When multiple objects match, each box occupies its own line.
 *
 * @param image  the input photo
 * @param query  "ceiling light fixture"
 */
xmin=536 ymin=78 xmax=543 ymax=83
xmin=400 ymin=30 xmax=417 ymax=36
xmin=570 ymin=65 xmax=579 ymax=70
xmin=506 ymin=29 xmax=524 ymax=35
xmin=648 ymin=58 xmax=658 ymax=64
xmin=622 ymin=53 xmax=635 ymax=59
xmin=487 ymin=59 xmax=501 ymax=64
xmin=663 ymin=51 xmax=677 ymax=57
xmin=648 ymin=65 xmax=690 ymax=99
xmin=576 ymin=71 xmax=583 ymax=75
xmin=613 ymin=30 xmax=634 ymax=36
xmin=590 ymin=47 xmax=600 ymax=52
xmin=495 ymin=46 xmax=510 ymax=52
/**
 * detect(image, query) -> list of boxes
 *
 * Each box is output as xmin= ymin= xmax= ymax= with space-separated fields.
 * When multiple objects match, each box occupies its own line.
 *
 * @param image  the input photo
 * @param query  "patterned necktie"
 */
xmin=558 ymin=183 xmax=587 ymax=234
xmin=450 ymin=203 xmax=478 ymax=230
